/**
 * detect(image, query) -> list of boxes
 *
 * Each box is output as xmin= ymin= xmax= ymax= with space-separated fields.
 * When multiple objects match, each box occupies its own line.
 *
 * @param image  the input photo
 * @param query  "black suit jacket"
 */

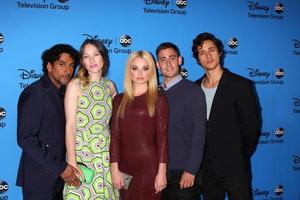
xmin=195 ymin=69 xmax=260 ymax=175
xmin=16 ymin=75 xmax=67 ymax=192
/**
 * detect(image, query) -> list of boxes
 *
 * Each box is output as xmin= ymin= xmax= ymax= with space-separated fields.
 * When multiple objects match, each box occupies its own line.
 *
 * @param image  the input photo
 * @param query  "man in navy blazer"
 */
xmin=16 ymin=44 xmax=81 ymax=200
xmin=192 ymin=33 xmax=260 ymax=200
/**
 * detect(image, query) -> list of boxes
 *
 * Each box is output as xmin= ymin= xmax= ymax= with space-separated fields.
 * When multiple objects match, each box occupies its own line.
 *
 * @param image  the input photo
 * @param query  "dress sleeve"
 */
xmin=156 ymin=94 xmax=169 ymax=163
xmin=110 ymin=95 xmax=122 ymax=163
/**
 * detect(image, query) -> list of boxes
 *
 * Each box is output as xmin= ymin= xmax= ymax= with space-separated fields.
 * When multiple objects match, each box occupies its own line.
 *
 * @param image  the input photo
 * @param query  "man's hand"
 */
xmin=60 ymin=164 xmax=81 ymax=187
xmin=179 ymin=171 xmax=195 ymax=189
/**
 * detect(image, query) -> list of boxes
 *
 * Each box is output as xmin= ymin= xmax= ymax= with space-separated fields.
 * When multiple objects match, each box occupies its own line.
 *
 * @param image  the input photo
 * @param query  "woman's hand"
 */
xmin=111 ymin=163 xmax=124 ymax=189
xmin=154 ymin=172 xmax=167 ymax=193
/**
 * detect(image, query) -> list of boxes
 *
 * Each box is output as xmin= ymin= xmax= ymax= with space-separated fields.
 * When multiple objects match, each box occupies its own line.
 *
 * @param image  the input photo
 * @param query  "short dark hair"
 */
xmin=79 ymin=39 xmax=110 ymax=76
xmin=41 ymin=44 xmax=79 ymax=74
xmin=192 ymin=32 xmax=224 ymax=65
xmin=155 ymin=42 xmax=181 ymax=58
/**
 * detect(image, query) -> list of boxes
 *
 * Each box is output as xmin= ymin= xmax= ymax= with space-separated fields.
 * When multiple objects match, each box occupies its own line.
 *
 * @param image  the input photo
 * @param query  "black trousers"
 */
xmin=22 ymin=189 xmax=63 ymax=200
xmin=163 ymin=169 xmax=201 ymax=200
xmin=201 ymin=169 xmax=252 ymax=200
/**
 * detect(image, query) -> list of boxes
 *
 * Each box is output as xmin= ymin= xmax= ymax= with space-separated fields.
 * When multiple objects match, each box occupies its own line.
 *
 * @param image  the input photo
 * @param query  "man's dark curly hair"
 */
xmin=41 ymin=44 xmax=79 ymax=74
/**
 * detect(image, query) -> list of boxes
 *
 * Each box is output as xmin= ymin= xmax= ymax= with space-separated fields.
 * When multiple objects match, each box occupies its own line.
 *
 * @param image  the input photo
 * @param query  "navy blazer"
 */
xmin=16 ymin=75 xmax=67 ymax=192
xmin=195 ymin=69 xmax=260 ymax=175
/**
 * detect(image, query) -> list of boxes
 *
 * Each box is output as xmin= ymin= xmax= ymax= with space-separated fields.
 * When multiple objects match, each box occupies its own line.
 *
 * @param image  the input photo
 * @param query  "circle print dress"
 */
xmin=64 ymin=79 xmax=119 ymax=200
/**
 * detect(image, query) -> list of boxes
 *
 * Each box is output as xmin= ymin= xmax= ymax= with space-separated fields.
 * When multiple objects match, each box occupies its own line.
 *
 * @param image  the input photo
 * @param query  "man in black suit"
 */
xmin=16 ymin=44 xmax=81 ymax=200
xmin=192 ymin=32 xmax=260 ymax=200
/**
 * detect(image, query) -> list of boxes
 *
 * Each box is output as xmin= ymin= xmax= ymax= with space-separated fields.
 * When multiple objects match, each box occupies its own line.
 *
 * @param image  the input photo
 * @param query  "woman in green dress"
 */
xmin=63 ymin=39 xmax=119 ymax=200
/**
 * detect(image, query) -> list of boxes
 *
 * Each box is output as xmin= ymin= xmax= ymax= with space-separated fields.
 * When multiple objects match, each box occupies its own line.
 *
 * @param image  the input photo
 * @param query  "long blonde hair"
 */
xmin=117 ymin=51 xmax=158 ymax=118
xmin=76 ymin=39 xmax=109 ymax=88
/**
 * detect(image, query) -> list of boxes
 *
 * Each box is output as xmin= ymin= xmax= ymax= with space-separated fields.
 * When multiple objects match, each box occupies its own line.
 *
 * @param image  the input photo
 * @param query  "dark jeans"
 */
xmin=163 ymin=169 xmax=201 ymax=200
xmin=201 ymin=170 xmax=252 ymax=200
xmin=22 ymin=189 xmax=63 ymax=200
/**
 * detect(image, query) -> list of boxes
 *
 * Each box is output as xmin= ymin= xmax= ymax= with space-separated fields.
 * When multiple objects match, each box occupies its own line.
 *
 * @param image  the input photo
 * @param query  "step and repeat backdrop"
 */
xmin=1 ymin=0 xmax=300 ymax=199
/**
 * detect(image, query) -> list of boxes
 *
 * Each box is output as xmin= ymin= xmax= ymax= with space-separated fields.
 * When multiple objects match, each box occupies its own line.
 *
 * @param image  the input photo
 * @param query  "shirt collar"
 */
xmin=161 ymin=75 xmax=183 ymax=91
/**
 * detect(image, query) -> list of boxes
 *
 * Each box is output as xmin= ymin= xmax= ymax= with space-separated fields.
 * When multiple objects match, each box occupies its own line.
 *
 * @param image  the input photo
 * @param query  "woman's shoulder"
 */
xmin=64 ymin=78 xmax=82 ymax=99
xmin=103 ymin=78 xmax=114 ymax=86
xmin=157 ymin=92 xmax=168 ymax=104
xmin=103 ymin=78 xmax=118 ymax=97
xmin=158 ymin=91 xmax=164 ymax=97
xmin=158 ymin=91 xmax=166 ymax=98
xmin=115 ymin=93 xmax=124 ymax=98
xmin=67 ymin=78 xmax=81 ymax=89
xmin=114 ymin=93 xmax=124 ymax=102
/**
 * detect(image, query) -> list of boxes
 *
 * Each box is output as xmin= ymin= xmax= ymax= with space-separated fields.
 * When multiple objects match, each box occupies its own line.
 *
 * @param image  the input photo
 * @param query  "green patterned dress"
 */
xmin=64 ymin=79 xmax=119 ymax=200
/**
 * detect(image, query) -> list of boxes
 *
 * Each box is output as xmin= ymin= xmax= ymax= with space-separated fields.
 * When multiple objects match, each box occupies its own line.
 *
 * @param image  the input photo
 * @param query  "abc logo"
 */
xmin=275 ymin=68 xmax=284 ymax=79
xmin=274 ymin=3 xmax=284 ymax=14
xmin=176 ymin=0 xmax=187 ymax=9
xmin=58 ymin=0 xmax=68 ymax=3
xmin=0 ymin=33 xmax=4 ymax=44
xmin=0 ymin=180 xmax=8 ymax=194
xmin=0 ymin=107 xmax=6 ymax=121
xmin=181 ymin=68 xmax=188 ymax=78
xmin=292 ymin=97 xmax=300 ymax=107
xmin=119 ymin=35 xmax=132 ymax=47
xmin=292 ymin=39 xmax=300 ymax=48
xmin=228 ymin=37 xmax=238 ymax=49
xmin=292 ymin=155 xmax=300 ymax=164
xmin=275 ymin=127 xmax=284 ymax=138
xmin=274 ymin=185 xmax=284 ymax=196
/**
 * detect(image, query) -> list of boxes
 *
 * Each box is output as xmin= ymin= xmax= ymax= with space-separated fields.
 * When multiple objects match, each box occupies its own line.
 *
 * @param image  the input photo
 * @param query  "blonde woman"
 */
xmin=63 ymin=39 xmax=119 ymax=199
xmin=110 ymin=51 xmax=168 ymax=200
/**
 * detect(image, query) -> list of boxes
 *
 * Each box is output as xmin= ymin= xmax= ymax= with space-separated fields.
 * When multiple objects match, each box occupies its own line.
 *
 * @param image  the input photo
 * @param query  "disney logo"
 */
xmin=248 ymin=68 xmax=270 ymax=79
xmin=144 ymin=0 xmax=170 ymax=8
xmin=292 ymin=155 xmax=300 ymax=164
xmin=82 ymin=34 xmax=102 ymax=40
xmin=246 ymin=1 xmax=270 ymax=13
xmin=292 ymin=39 xmax=300 ymax=48
xmin=18 ymin=69 xmax=43 ymax=80
xmin=292 ymin=98 xmax=300 ymax=107
xmin=252 ymin=188 xmax=269 ymax=197
xmin=58 ymin=0 xmax=69 ymax=3
xmin=82 ymin=34 xmax=113 ymax=47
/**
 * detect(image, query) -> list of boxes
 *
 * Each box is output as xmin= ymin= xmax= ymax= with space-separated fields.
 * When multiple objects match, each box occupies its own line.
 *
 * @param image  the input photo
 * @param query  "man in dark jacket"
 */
xmin=16 ymin=44 xmax=81 ymax=200
xmin=156 ymin=42 xmax=206 ymax=200
xmin=192 ymin=32 xmax=260 ymax=200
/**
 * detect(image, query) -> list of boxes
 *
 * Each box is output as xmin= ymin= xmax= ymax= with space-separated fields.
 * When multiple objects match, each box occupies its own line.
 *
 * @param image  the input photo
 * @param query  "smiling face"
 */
xmin=156 ymin=47 xmax=182 ymax=82
xmin=130 ymin=57 xmax=150 ymax=86
xmin=81 ymin=44 xmax=104 ymax=75
xmin=197 ymin=40 xmax=222 ymax=72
